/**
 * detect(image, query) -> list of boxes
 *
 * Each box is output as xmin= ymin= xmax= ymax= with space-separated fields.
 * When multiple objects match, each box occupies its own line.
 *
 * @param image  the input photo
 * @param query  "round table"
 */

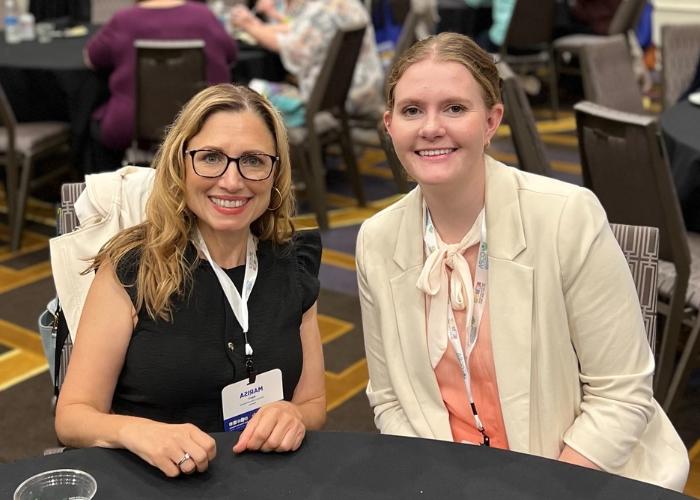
xmin=660 ymin=99 xmax=700 ymax=232
xmin=0 ymin=431 xmax=688 ymax=499
xmin=0 ymin=26 xmax=107 ymax=174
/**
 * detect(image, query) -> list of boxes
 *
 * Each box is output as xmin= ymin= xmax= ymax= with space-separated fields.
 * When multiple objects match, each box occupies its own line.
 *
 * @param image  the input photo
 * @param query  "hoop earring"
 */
xmin=268 ymin=186 xmax=283 ymax=211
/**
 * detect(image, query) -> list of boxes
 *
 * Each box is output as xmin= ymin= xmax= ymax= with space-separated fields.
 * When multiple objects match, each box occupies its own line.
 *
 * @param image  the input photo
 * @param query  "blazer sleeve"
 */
xmin=356 ymin=223 xmax=417 ymax=437
xmin=557 ymin=189 xmax=657 ymax=471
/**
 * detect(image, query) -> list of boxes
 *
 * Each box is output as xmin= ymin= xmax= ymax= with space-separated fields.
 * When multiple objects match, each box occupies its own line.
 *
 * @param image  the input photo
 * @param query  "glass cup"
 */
xmin=35 ymin=22 xmax=53 ymax=44
xmin=13 ymin=469 xmax=97 ymax=500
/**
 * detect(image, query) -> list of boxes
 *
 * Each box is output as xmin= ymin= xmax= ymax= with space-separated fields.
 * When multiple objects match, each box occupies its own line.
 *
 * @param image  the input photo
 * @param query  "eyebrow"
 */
xmin=394 ymin=96 xmax=476 ymax=108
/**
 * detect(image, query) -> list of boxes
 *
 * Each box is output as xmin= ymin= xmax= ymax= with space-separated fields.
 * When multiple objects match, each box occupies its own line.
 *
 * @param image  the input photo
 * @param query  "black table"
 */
xmin=661 ymin=99 xmax=700 ymax=232
xmin=0 ymin=26 xmax=107 ymax=174
xmin=0 ymin=431 xmax=688 ymax=499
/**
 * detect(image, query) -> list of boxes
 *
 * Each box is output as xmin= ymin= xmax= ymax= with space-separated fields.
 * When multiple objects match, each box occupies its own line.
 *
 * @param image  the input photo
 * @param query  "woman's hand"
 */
xmin=254 ymin=0 xmax=277 ymax=18
xmin=230 ymin=5 xmax=259 ymax=31
xmin=119 ymin=421 xmax=217 ymax=477
xmin=233 ymin=401 xmax=306 ymax=454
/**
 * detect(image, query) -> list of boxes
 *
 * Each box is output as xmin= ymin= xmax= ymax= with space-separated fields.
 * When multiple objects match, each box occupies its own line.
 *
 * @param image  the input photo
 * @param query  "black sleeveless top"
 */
xmin=111 ymin=230 xmax=321 ymax=432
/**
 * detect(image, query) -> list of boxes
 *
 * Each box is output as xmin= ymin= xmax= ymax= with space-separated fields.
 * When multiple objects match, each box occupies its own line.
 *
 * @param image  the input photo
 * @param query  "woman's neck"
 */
xmin=422 ymin=176 xmax=485 ymax=245
xmin=198 ymin=225 xmax=250 ymax=269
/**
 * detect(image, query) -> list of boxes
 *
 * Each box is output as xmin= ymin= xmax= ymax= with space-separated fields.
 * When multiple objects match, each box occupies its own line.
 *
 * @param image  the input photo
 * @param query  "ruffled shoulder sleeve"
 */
xmin=293 ymin=229 xmax=322 ymax=313
xmin=114 ymin=248 xmax=141 ymax=306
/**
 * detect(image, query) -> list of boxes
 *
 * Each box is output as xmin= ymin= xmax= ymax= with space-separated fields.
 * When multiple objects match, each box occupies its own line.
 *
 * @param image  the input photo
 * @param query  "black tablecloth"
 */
xmin=0 ymin=431 xmax=688 ymax=499
xmin=0 ymin=26 xmax=106 ymax=174
xmin=661 ymin=99 xmax=700 ymax=232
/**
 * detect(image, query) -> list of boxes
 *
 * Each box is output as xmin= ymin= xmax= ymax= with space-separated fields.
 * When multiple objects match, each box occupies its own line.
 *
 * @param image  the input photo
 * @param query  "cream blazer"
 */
xmin=356 ymin=157 xmax=689 ymax=491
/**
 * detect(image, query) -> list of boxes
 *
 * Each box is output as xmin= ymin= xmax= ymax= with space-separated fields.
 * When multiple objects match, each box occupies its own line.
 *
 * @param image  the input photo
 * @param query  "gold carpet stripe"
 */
xmin=359 ymin=163 xmax=395 ymax=179
xmin=322 ymin=248 xmax=356 ymax=271
xmin=318 ymin=314 xmax=354 ymax=344
xmin=325 ymin=358 xmax=369 ymax=412
xmin=541 ymin=134 xmax=579 ymax=148
xmin=488 ymin=151 xmax=581 ymax=177
xmin=0 ymin=261 xmax=53 ymax=294
xmin=0 ymin=351 xmax=48 ymax=391
xmin=0 ymin=319 xmax=45 ymax=355
xmin=690 ymin=440 xmax=700 ymax=460
xmin=326 ymin=193 xmax=361 ymax=208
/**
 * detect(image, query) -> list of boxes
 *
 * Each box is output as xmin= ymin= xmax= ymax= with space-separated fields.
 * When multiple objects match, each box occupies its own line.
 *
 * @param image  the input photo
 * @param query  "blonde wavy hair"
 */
xmin=91 ymin=84 xmax=295 ymax=321
xmin=385 ymin=32 xmax=502 ymax=112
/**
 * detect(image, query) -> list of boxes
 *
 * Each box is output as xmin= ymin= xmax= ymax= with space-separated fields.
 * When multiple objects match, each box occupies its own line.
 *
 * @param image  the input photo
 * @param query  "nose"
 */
xmin=217 ymin=161 xmax=246 ymax=191
xmin=419 ymin=112 xmax=445 ymax=140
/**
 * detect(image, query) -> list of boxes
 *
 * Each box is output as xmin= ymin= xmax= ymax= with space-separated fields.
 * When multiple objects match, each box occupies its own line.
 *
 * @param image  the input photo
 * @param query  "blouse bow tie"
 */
xmin=416 ymin=209 xmax=484 ymax=368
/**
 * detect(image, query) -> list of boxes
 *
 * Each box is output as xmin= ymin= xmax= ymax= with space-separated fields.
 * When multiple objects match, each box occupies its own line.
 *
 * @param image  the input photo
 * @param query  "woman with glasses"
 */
xmin=55 ymin=84 xmax=326 ymax=477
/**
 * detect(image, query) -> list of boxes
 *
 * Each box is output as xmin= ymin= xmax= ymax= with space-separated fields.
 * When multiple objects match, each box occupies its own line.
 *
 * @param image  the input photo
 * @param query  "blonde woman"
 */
xmin=356 ymin=33 xmax=688 ymax=490
xmin=55 ymin=84 xmax=326 ymax=477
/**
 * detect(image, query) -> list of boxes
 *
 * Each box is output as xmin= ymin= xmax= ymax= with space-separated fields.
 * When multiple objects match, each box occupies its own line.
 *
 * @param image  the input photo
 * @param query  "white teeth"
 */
xmin=418 ymin=149 xmax=454 ymax=157
xmin=211 ymin=197 xmax=247 ymax=208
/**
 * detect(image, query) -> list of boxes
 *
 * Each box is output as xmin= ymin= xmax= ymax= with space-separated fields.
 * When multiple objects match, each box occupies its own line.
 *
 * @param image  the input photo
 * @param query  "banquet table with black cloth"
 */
xmin=661 ymin=99 xmax=700 ymax=232
xmin=0 ymin=25 xmax=106 ymax=174
xmin=0 ymin=431 xmax=689 ymax=499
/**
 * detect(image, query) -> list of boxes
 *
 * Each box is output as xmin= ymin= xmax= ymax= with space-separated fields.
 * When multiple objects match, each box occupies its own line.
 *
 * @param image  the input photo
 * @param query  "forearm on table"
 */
xmin=558 ymin=444 xmax=601 ymax=470
xmin=291 ymin=395 xmax=326 ymax=430
xmin=55 ymin=403 xmax=152 ymax=450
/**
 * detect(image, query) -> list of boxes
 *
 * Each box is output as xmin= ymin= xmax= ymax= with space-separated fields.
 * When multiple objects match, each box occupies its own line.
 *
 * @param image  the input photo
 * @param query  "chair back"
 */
xmin=574 ymin=100 xmax=691 ymax=398
xmin=91 ymin=0 xmax=132 ymax=24
xmin=579 ymin=34 xmax=645 ymax=114
xmin=661 ymin=24 xmax=700 ymax=109
xmin=607 ymin=0 xmax=647 ymax=36
xmin=306 ymin=27 xmax=366 ymax=120
xmin=497 ymin=61 xmax=551 ymax=177
xmin=0 ymin=82 xmax=17 ymax=150
xmin=134 ymin=39 xmax=206 ymax=150
xmin=610 ymin=223 xmax=659 ymax=352
xmin=53 ymin=182 xmax=87 ymax=396
xmin=502 ymin=0 xmax=555 ymax=51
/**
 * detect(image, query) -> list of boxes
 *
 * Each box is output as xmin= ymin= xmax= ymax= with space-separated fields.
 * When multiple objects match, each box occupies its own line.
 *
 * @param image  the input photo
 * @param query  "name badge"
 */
xmin=221 ymin=368 xmax=284 ymax=432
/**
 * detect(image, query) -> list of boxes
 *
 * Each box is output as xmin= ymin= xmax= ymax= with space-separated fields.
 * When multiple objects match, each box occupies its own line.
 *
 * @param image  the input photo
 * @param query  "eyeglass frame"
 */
xmin=185 ymin=148 xmax=279 ymax=181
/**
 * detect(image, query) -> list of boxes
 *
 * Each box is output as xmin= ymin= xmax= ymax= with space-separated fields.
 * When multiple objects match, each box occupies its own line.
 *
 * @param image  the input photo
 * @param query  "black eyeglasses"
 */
xmin=185 ymin=149 xmax=278 ymax=181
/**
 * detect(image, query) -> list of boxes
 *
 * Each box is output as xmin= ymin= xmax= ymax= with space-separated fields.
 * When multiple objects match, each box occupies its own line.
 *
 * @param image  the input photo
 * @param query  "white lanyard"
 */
xmin=423 ymin=206 xmax=490 ymax=445
xmin=194 ymin=228 xmax=259 ymax=382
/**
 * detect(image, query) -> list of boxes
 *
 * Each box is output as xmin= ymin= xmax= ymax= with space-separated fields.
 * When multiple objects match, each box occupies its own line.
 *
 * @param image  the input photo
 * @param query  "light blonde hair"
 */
xmin=91 ymin=84 xmax=295 ymax=321
xmin=385 ymin=32 xmax=502 ymax=112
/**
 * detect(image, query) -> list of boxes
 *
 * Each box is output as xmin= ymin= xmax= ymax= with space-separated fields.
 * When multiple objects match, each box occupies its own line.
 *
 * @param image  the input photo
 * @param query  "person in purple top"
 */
xmin=85 ymin=0 xmax=238 ymax=171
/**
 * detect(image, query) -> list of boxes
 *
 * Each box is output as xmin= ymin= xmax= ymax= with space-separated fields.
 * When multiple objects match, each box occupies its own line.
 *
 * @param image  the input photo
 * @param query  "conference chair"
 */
xmin=129 ymin=39 xmax=206 ymax=164
xmin=554 ymin=0 xmax=646 ymax=80
xmin=0 ymin=83 xmax=71 ymax=251
xmin=579 ymin=35 xmax=646 ymax=114
xmin=498 ymin=0 xmax=558 ymax=118
xmin=574 ymin=100 xmax=700 ymax=411
xmin=288 ymin=27 xmax=367 ymax=230
xmin=496 ymin=60 xmax=553 ymax=177
xmin=610 ymin=223 xmax=660 ymax=351
xmin=661 ymin=24 xmax=700 ymax=109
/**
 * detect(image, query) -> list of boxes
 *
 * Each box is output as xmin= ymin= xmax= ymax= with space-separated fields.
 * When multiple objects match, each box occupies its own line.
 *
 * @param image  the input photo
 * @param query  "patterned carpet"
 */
xmin=0 ymin=116 xmax=698 ymax=496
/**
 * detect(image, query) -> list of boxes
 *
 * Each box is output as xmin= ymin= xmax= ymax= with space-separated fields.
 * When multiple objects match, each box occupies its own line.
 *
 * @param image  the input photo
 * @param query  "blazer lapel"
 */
xmin=485 ymin=158 xmax=534 ymax=453
xmin=390 ymin=188 xmax=452 ymax=440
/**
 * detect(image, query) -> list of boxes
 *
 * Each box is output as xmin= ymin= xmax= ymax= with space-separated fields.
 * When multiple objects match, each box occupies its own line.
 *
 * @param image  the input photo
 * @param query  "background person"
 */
xmin=356 ymin=32 xmax=688 ymax=491
xmin=84 ymin=0 xmax=238 ymax=171
xmin=230 ymin=0 xmax=384 ymax=124
xmin=55 ymin=84 xmax=326 ymax=477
